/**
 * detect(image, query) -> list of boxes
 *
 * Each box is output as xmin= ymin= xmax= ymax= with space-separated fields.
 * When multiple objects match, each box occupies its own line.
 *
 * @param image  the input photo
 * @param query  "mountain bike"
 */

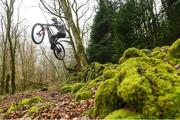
xmin=31 ymin=23 xmax=65 ymax=60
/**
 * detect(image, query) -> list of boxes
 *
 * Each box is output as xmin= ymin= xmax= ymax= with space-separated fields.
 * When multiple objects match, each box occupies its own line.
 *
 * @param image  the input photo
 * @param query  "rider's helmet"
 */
xmin=51 ymin=17 xmax=57 ymax=22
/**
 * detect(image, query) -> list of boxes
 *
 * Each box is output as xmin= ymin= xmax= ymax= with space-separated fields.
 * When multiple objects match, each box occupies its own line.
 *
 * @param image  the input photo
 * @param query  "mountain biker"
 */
xmin=50 ymin=17 xmax=66 ymax=49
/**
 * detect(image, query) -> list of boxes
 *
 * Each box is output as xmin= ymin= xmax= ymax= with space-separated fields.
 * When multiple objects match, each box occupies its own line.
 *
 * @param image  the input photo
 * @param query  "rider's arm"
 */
xmin=46 ymin=23 xmax=63 ymax=28
xmin=46 ymin=23 xmax=57 ymax=27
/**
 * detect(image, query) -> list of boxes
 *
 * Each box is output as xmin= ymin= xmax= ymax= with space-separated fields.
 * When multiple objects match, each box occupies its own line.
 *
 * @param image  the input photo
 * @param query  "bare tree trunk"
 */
xmin=0 ymin=16 xmax=8 ymax=94
xmin=5 ymin=74 xmax=10 ymax=93
xmin=8 ymin=28 xmax=16 ymax=93
xmin=17 ymin=31 xmax=27 ymax=90
xmin=60 ymin=0 xmax=88 ymax=68
xmin=5 ymin=0 xmax=16 ymax=93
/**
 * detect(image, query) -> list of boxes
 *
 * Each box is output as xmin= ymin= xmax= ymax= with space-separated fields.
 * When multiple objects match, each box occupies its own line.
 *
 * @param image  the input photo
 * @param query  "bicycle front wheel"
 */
xmin=31 ymin=23 xmax=45 ymax=44
xmin=53 ymin=42 xmax=65 ymax=60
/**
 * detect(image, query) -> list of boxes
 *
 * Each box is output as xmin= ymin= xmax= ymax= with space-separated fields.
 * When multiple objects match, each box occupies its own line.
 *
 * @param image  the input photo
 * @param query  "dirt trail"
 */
xmin=0 ymin=90 xmax=94 ymax=119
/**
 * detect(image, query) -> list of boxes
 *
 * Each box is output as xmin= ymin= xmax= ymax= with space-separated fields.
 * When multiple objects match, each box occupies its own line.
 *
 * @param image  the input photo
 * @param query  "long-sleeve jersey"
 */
xmin=47 ymin=22 xmax=66 ymax=34
xmin=55 ymin=21 xmax=66 ymax=34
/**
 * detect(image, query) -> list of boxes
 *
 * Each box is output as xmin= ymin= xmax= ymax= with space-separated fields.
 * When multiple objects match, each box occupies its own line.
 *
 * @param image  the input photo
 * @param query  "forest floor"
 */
xmin=0 ymin=89 xmax=94 ymax=119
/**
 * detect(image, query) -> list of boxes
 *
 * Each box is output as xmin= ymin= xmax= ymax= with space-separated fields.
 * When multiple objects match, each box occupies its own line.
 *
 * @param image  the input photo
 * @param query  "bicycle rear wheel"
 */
xmin=31 ymin=23 xmax=45 ymax=44
xmin=53 ymin=42 xmax=65 ymax=60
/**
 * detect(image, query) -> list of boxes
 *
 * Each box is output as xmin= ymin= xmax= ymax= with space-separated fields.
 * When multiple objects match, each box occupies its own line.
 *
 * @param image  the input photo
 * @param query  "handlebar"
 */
xmin=40 ymin=23 xmax=49 ymax=26
xmin=36 ymin=23 xmax=55 ymax=27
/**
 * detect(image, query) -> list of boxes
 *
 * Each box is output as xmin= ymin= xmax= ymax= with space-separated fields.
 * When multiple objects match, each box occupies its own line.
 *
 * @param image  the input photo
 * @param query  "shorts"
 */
xmin=56 ymin=32 xmax=66 ymax=38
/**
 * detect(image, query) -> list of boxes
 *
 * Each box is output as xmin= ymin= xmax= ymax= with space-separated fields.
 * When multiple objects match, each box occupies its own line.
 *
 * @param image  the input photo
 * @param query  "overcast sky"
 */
xmin=0 ymin=0 xmax=97 ymax=48
xmin=20 ymin=0 xmax=50 ymax=27
xmin=19 ymin=0 xmax=96 ymax=27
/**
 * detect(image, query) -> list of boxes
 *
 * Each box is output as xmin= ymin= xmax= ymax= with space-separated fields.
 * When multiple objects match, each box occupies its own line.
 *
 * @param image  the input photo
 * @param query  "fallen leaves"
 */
xmin=0 ymin=90 xmax=94 ymax=119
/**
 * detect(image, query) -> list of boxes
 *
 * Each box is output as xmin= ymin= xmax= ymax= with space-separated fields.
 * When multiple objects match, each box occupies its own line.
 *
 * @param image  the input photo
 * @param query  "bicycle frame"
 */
xmin=40 ymin=24 xmax=56 ymax=44
xmin=32 ymin=23 xmax=66 ymax=60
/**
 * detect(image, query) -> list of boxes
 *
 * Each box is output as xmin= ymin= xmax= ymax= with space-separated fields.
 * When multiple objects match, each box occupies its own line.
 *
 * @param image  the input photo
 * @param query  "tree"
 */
xmin=161 ymin=0 xmax=180 ymax=43
xmin=87 ymin=0 xmax=118 ymax=63
xmin=6 ymin=0 xmax=17 ymax=93
xmin=88 ymin=0 xmax=175 ymax=63
xmin=0 ymin=15 xmax=8 ymax=94
xmin=1 ymin=0 xmax=22 ymax=93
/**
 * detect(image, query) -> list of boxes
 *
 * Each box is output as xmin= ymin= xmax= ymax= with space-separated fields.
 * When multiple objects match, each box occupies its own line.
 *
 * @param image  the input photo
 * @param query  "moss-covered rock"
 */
xmin=30 ymin=96 xmax=44 ymax=104
xmin=94 ymin=79 xmax=121 ymax=118
xmin=0 ymin=108 xmax=4 ymax=113
xmin=5 ymin=96 xmax=44 ymax=116
xmin=28 ymin=106 xmax=39 ymax=115
xmin=60 ymin=84 xmax=72 ymax=93
xmin=75 ymin=91 xmax=92 ymax=101
xmin=71 ymin=83 xmax=85 ymax=93
xmin=18 ymin=96 xmax=44 ymax=106
xmin=104 ymin=109 xmax=144 ymax=119
xmin=76 ymin=77 xmax=103 ymax=96
xmin=142 ymin=93 xmax=180 ymax=118
xmin=119 ymin=47 xmax=147 ymax=64
xmin=116 ymin=57 xmax=180 ymax=118
xmin=169 ymin=38 xmax=180 ymax=58
xmin=18 ymin=98 xmax=31 ymax=106
xmin=6 ymin=103 xmax=17 ymax=114
xmin=103 ymin=70 xmax=117 ymax=79
xmin=74 ymin=78 xmax=103 ymax=101
xmin=83 ymin=108 xmax=95 ymax=118
xmin=28 ymin=103 xmax=50 ymax=115
xmin=79 ymin=62 xmax=105 ymax=82
xmin=63 ymin=40 xmax=180 ymax=119
xmin=150 ymin=46 xmax=170 ymax=60
xmin=141 ymin=49 xmax=151 ymax=55
xmin=66 ymin=62 xmax=105 ymax=82
xmin=117 ymin=76 xmax=152 ymax=110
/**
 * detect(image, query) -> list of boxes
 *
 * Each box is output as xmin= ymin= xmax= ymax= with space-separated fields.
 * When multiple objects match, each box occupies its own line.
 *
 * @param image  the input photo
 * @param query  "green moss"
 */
xmin=94 ymin=79 xmax=120 ymax=118
xmin=77 ymin=77 xmax=102 ymax=95
xmin=77 ymin=62 xmax=105 ymax=82
xmin=6 ymin=103 xmax=17 ymax=114
xmin=142 ymin=93 xmax=180 ymax=118
xmin=104 ymin=109 xmax=143 ymax=119
xmin=176 ymin=114 xmax=180 ymax=119
xmin=0 ymin=108 xmax=4 ymax=113
xmin=157 ymin=94 xmax=179 ymax=118
xmin=28 ymin=103 xmax=50 ymax=116
xmin=28 ymin=106 xmax=39 ymax=115
xmin=63 ymin=41 xmax=180 ymax=119
xmin=4 ymin=97 xmax=42 ymax=116
xmin=18 ymin=98 xmax=31 ymax=106
xmin=117 ymin=76 xmax=152 ymax=110
xmin=84 ymin=108 xmax=95 ymax=118
xmin=4 ymin=96 xmax=46 ymax=117
xmin=150 ymin=46 xmax=170 ymax=60
xmin=60 ymin=84 xmax=72 ymax=93
xmin=30 ymin=96 xmax=44 ymax=104
xmin=169 ymin=39 xmax=180 ymax=58
xmin=141 ymin=49 xmax=151 ymax=55
xmin=71 ymin=83 xmax=84 ymax=93
xmin=74 ymin=76 xmax=104 ymax=102
xmin=115 ymin=57 xmax=180 ymax=118
xmin=18 ymin=96 xmax=44 ymax=107
xmin=103 ymin=70 xmax=117 ymax=79
xmin=75 ymin=91 xmax=92 ymax=101
xmin=119 ymin=47 xmax=147 ymax=64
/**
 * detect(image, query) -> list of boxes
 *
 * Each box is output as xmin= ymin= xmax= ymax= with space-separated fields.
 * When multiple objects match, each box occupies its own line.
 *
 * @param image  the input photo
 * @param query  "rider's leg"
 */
xmin=50 ymin=35 xmax=57 ymax=49
xmin=56 ymin=32 xmax=66 ymax=38
xmin=50 ymin=32 xmax=66 ymax=50
xmin=52 ymin=32 xmax=66 ymax=53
